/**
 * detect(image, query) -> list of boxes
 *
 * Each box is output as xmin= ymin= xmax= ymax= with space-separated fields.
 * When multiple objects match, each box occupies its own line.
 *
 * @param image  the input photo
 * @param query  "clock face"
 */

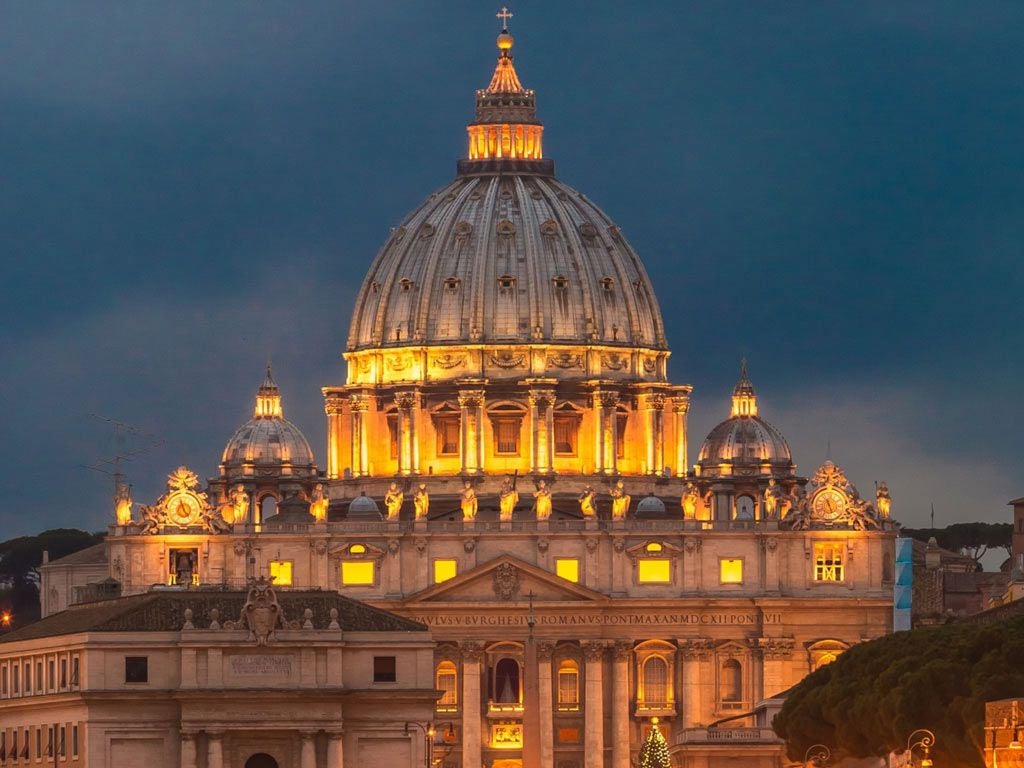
xmin=168 ymin=493 xmax=202 ymax=526
xmin=812 ymin=488 xmax=847 ymax=520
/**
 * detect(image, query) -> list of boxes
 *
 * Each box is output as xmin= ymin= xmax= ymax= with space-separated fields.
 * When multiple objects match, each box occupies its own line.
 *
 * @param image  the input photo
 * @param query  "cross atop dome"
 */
xmin=496 ymin=6 xmax=513 ymax=31
xmin=730 ymin=359 xmax=759 ymax=417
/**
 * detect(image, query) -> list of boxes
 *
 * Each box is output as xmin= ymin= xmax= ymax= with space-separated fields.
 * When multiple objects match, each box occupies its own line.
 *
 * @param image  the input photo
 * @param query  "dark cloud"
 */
xmin=2 ymin=2 xmax=1021 ymax=536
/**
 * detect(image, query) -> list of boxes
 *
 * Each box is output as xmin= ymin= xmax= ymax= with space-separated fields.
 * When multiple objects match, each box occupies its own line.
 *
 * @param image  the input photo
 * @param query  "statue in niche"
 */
xmin=308 ymin=483 xmax=328 ymax=523
xmin=460 ymin=481 xmax=478 ymax=521
xmin=578 ymin=486 xmax=597 ymax=518
xmin=499 ymin=475 xmax=519 ymax=522
xmin=875 ymin=481 xmax=892 ymax=519
xmin=763 ymin=479 xmax=781 ymax=519
xmin=384 ymin=483 xmax=404 ymax=520
xmin=680 ymin=482 xmax=699 ymax=521
xmin=609 ymin=480 xmax=631 ymax=520
xmin=534 ymin=480 xmax=552 ymax=520
xmin=228 ymin=484 xmax=250 ymax=524
xmin=114 ymin=483 xmax=133 ymax=525
xmin=413 ymin=483 xmax=430 ymax=520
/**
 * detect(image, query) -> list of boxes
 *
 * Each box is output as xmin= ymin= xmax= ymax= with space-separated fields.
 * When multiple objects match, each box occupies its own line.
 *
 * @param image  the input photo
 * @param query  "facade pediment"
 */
xmin=402 ymin=555 xmax=608 ymax=604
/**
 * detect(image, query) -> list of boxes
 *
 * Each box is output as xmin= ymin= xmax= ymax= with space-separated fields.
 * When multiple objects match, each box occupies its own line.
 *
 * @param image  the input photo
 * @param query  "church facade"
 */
xmin=17 ymin=12 xmax=901 ymax=768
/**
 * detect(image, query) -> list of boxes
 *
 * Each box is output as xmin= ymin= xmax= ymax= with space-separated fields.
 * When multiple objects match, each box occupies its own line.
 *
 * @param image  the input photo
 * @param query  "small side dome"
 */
xmin=635 ymin=495 xmax=667 ymax=517
xmin=697 ymin=362 xmax=794 ymax=477
xmin=220 ymin=367 xmax=317 ymax=480
xmin=348 ymin=493 xmax=383 ymax=520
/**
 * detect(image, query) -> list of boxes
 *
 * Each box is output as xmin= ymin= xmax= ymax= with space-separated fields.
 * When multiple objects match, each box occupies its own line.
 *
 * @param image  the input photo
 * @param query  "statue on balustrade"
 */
xmin=499 ymin=475 xmax=519 ymax=522
xmin=609 ymin=480 xmax=631 ymax=519
xmin=308 ymin=483 xmax=328 ymax=523
xmin=875 ymin=481 xmax=892 ymax=519
xmin=414 ymin=483 xmax=430 ymax=520
xmin=578 ymin=486 xmax=597 ymax=518
xmin=460 ymin=481 xmax=478 ymax=521
xmin=680 ymin=482 xmax=699 ymax=521
xmin=534 ymin=480 xmax=552 ymax=520
xmin=763 ymin=479 xmax=780 ymax=519
xmin=114 ymin=483 xmax=133 ymax=525
xmin=384 ymin=482 xmax=404 ymax=520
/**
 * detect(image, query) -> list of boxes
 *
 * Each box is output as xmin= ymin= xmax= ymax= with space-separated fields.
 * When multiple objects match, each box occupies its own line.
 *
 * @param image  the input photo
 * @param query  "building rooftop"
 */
xmin=0 ymin=588 xmax=427 ymax=644
xmin=44 ymin=542 xmax=107 ymax=567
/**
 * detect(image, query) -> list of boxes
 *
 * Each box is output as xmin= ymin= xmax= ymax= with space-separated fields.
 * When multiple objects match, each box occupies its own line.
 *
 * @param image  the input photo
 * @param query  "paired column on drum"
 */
xmin=671 ymin=392 xmax=691 ymax=477
xmin=592 ymin=391 xmax=620 ymax=475
xmin=461 ymin=642 xmax=484 ymax=768
xmin=529 ymin=388 xmax=556 ymax=474
xmin=325 ymin=395 xmax=346 ymax=479
xmin=326 ymin=732 xmax=345 ymax=767
xmin=458 ymin=389 xmax=485 ymax=474
xmin=347 ymin=393 xmax=370 ymax=477
xmin=583 ymin=641 xmax=606 ymax=768
xmin=394 ymin=391 xmax=420 ymax=475
xmin=300 ymin=731 xmax=317 ymax=768
xmin=640 ymin=392 xmax=666 ymax=475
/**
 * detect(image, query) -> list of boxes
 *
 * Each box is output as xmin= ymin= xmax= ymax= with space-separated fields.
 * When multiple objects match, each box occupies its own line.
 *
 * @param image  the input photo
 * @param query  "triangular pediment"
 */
xmin=403 ymin=555 xmax=608 ymax=604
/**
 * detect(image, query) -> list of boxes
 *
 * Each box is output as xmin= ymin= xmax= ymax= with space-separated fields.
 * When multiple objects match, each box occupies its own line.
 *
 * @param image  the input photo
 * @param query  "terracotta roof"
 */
xmin=44 ymin=543 xmax=107 ymax=567
xmin=1009 ymin=497 xmax=1024 ymax=505
xmin=0 ymin=589 xmax=426 ymax=644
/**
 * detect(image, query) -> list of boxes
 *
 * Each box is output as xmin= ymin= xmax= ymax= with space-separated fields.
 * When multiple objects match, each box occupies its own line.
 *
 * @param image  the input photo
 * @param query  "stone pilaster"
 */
xmin=458 ymin=390 xmax=485 ymax=474
xmin=325 ymin=395 xmax=346 ymax=479
xmin=327 ymin=732 xmax=344 ymax=767
xmin=348 ymin=393 xmax=370 ymax=477
xmin=206 ymin=732 xmax=224 ymax=768
xmin=529 ymin=389 xmax=556 ymax=474
xmin=300 ymin=731 xmax=317 ymax=768
xmin=611 ymin=641 xmax=632 ymax=768
xmin=679 ymin=638 xmax=713 ymax=728
xmin=394 ymin=391 xmax=419 ymax=476
xmin=757 ymin=637 xmax=795 ymax=699
xmin=537 ymin=642 xmax=556 ymax=768
xmin=671 ymin=394 xmax=690 ymax=477
xmin=583 ymin=641 xmax=606 ymax=768
xmin=179 ymin=732 xmax=197 ymax=768
xmin=461 ymin=641 xmax=484 ymax=768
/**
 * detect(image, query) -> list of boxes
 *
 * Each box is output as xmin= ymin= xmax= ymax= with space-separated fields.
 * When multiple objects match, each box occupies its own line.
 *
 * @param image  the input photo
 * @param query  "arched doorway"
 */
xmin=245 ymin=754 xmax=278 ymax=768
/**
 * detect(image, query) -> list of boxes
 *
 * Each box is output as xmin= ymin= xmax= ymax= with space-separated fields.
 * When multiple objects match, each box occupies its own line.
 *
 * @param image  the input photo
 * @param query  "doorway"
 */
xmin=244 ymin=754 xmax=279 ymax=768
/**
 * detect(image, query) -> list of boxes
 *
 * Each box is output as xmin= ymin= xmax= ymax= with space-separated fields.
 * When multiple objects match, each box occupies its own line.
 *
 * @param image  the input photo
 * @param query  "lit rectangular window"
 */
xmin=555 ymin=559 xmax=580 ymax=583
xmin=494 ymin=418 xmax=520 ymax=455
xmin=814 ymin=543 xmax=844 ymax=582
xmin=553 ymin=415 xmax=578 ymax=455
xmin=269 ymin=560 xmax=293 ymax=586
xmin=719 ymin=558 xmax=744 ymax=584
xmin=433 ymin=559 xmax=458 ymax=584
xmin=436 ymin=416 xmax=460 ymax=456
xmin=638 ymin=559 xmax=671 ymax=584
xmin=341 ymin=561 xmax=376 ymax=586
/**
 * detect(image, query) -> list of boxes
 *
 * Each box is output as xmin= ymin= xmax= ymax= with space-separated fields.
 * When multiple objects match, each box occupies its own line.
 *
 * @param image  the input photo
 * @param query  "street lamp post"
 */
xmin=905 ymin=728 xmax=936 ymax=767
xmin=405 ymin=722 xmax=436 ymax=768
xmin=804 ymin=744 xmax=831 ymax=766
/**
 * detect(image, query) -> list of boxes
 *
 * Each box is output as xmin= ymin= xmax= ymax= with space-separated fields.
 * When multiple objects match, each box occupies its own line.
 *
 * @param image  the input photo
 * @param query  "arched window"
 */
xmin=259 ymin=495 xmax=277 ymax=522
xmin=735 ymin=495 xmax=755 ymax=520
xmin=494 ymin=658 xmax=521 ymax=704
xmin=720 ymin=659 xmax=742 ymax=705
xmin=641 ymin=656 xmax=669 ymax=708
xmin=556 ymin=660 xmax=580 ymax=710
xmin=436 ymin=661 xmax=458 ymax=712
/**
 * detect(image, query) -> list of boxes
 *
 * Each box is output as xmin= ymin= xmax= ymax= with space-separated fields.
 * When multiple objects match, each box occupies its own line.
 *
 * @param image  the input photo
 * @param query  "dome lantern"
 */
xmin=254 ymin=364 xmax=283 ymax=419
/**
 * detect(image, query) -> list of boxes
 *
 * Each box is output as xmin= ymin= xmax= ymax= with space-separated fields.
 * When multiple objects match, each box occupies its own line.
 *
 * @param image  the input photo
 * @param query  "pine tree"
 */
xmin=638 ymin=718 xmax=672 ymax=768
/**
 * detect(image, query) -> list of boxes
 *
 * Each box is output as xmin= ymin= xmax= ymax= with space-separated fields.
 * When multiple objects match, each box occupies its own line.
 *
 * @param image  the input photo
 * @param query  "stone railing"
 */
xmin=675 ymin=727 xmax=781 ymax=744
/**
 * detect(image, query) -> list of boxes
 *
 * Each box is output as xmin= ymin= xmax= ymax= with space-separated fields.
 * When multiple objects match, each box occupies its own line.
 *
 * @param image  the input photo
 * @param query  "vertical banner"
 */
xmin=893 ymin=537 xmax=913 ymax=631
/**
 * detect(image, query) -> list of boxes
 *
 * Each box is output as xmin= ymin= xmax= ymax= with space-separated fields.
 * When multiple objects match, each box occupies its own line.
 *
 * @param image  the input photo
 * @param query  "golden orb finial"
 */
xmin=497 ymin=30 xmax=514 ymax=51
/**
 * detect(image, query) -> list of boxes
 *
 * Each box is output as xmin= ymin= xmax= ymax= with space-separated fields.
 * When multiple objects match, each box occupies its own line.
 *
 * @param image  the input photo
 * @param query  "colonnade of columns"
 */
xmin=180 ymin=729 xmax=343 ymax=768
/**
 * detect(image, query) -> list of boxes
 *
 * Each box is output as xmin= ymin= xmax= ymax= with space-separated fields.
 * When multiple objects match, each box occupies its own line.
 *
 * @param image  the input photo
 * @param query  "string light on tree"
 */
xmin=639 ymin=717 xmax=671 ymax=768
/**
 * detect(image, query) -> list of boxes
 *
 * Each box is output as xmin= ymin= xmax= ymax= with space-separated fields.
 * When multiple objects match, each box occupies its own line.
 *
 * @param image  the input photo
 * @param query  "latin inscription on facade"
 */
xmin=417 ymin=612 xmax=784 ymax=627
xmin=229 ymin=654 xmax=295 ymax=676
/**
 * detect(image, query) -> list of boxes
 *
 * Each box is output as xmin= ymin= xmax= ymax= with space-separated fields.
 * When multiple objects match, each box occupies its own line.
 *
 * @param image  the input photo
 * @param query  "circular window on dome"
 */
xmin=540 ymin=219 xmax=559 ymax=237
xmin=552 ymin=275 xmax=568 ymax=290
xmin=497 ymin=219 xmax=516 ymax=237
xmin=419 ymin=223 xmax=435 ymax=239
xmin=444 ymin=276 xmax=461 ymax=292
xmin=579 ymin=222 xmax=598 ymax=239
xmin=454 ymin=221 xmax=473 ymax=239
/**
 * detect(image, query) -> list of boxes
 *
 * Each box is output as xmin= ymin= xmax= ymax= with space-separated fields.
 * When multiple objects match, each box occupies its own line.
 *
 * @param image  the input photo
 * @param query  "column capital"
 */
xmin=640 ymin=392 xmax=666 ymax=410
xmin=678 ymin=637 xmax=714 ymax=660
xmin=537 ymin=641 xmax=556 ymax=662
xmin=582 ymin=640 xmax=607 ymax=662
xmin=461 ymin=641 xmax=485 ymax=662
xmin=756 ymin=636 xmax=795 ymax=660
xmin=595 ymin=390 xmax=620 ymax=409
xmin=611 ymin=641 xmax=633 ymax=661
xmin=394 ymin=390 xmax=418 ymax=411
xmin=670 ymin=395 xmax=690 ymax=414
xmin=528 ymin=389 xmax=556 ymax=407
xmin=325 ymin=395 xmax=347 ymax=416
xmin=180 ymin=731 xmax=199 ymax=742
xmin=348 ymin=393 xmax=370 ymax=412
xmin=458 ymin=389 xmax=486 ymax=408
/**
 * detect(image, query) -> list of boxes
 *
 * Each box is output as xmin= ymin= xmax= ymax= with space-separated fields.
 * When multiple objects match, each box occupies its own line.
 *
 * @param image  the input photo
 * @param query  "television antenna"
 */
xmin=80 ymin=415 xmax=165 ymax=502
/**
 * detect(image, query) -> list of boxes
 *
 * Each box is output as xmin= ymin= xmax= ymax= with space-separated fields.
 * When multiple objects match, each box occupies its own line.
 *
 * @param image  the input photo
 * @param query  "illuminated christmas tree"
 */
xmin=638 ymin=717 xmax=671 ymax=768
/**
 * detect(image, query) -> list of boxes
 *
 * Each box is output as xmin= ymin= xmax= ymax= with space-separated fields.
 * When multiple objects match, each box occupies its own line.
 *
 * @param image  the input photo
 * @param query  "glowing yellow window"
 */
xmin=814 ymin=543 xmax=844 ymax=582
xmin=349 ymin=543 xmax=367 ymax=555
xmin=555 ymin=559 xmax=580 ymax=583
xmin=645 ymin=542 xmax=663 ymax=553
xmin=638 ymin=559 xmax=671 ymax=584
xmin=719 ymin=559 xmax=743 ymax=584
xmin=341 ymin=561 xmax=375 ymax=586
xmin=434 ymin=559 xmax=458 ymax=584
xmin=269 ymin=560 xmax=293 ymax=586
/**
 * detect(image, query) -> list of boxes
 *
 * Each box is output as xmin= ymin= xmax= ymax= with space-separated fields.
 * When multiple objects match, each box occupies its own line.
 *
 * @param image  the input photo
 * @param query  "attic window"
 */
xmin=444 ymin=276 xmax=461 ymax=292
xmin=399 ymin=278 xmax=414 ymax=292
xmin=645 ymin=542 xmax=663 ymax=554
xmin=498 ymin=275 xmax=516 ymax=290
xmin=349 ymin=543 xmax=367 ymax=555
xmin=600 ymin=277 xmax=614 ymax=292
xmin=552 ymin=276 xmax=568 ymax=290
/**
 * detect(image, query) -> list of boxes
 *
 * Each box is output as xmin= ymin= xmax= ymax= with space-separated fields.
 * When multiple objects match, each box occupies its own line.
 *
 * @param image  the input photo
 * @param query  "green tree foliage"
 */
xmin=0 ymin=529 xmax=103 ymax=627
xmin=902 ymin=522 xmax=1013 ymax=568
xmin=638 ymin=720 xmax=672 ymax=768
xmin=773 ymin=616 xmax=1024 ymax=767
